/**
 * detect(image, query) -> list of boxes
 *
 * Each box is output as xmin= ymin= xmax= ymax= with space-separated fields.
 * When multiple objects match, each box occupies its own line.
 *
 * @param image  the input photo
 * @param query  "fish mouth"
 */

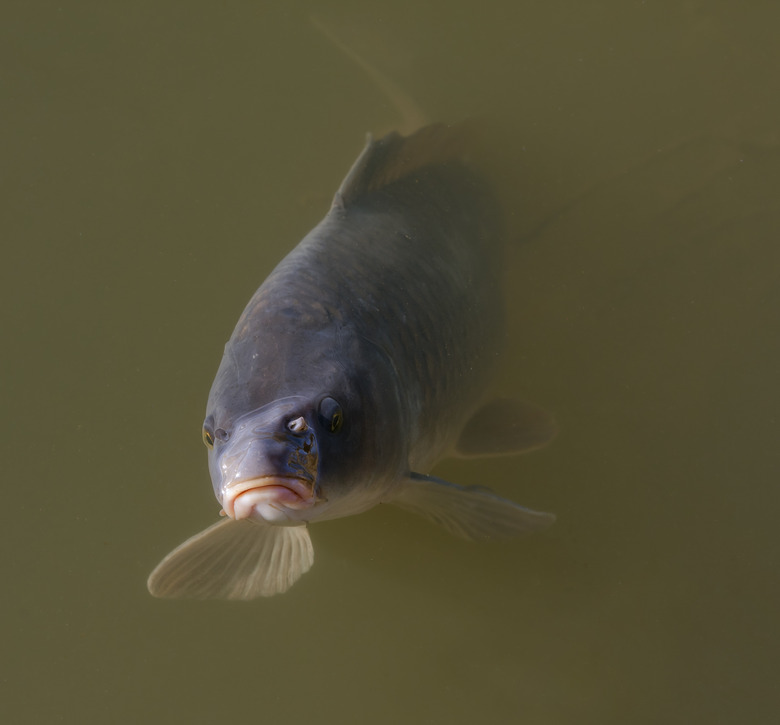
xmin=222 ymin=476 xmax=321 ymax=521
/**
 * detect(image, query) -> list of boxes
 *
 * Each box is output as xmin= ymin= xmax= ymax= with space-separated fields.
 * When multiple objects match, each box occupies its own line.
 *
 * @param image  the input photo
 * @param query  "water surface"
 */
xmin=3 ymin=1 xmax=778 ymax=723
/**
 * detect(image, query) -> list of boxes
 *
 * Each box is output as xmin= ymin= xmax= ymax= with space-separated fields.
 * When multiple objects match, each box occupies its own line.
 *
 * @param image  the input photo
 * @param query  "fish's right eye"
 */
xmin=203 ymin=427 xmax=215 ymax=449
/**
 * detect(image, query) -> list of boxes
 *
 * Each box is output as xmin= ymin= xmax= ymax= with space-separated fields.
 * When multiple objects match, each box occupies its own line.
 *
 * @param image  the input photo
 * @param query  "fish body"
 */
xmin=148 ymin=124 xmax=556 ymax=600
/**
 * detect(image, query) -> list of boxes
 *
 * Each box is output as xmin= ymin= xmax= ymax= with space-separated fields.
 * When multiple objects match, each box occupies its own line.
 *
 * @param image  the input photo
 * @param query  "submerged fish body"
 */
xmin=148 ymin=124 xmax=556 ymax=600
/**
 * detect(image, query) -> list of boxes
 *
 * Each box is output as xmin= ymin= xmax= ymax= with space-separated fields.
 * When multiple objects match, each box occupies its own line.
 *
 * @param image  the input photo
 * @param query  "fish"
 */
xmin=147 ymin=122 xmax=557 ymax=600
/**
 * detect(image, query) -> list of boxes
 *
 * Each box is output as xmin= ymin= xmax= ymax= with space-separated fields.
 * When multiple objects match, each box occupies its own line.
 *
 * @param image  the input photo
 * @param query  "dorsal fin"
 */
xmin=309 ymin=15 xmax=428 ymax=135
xmin=332 ymin=122 xmax=481 ymax=210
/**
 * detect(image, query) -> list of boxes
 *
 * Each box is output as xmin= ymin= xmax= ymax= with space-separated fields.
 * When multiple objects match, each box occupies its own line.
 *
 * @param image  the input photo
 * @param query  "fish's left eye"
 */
xmin=203 ymin=427 xmax=215 ymax=448
xmin=318 ymin=397 xmax=344 ymax=434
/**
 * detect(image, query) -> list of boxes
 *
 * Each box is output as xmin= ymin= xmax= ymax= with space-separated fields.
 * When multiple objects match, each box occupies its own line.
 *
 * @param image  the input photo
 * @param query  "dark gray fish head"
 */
xmin=203 ymin=389 xmax=370 ymax=524
xmin=201 ymin=318 xmax=405 ymax=526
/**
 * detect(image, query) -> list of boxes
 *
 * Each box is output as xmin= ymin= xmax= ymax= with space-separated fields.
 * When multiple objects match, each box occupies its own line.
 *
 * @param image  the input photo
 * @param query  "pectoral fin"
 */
xmin=389 ymin=472 xmax=555 ymax=541
xmin=147 ymin=519 xmax=314 ymax=600
xmin=455 ymin=398 xmax=558 ymax=458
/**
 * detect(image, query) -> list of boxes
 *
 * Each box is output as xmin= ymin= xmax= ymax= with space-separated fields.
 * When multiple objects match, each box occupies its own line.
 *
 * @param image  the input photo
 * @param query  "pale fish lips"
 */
xmin=221 ymin=477 xmax=321 ymax=524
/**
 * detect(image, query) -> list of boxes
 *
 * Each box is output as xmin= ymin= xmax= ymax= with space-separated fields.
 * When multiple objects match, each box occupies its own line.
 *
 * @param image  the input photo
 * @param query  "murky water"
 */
xmin=3 ymin=1 xmax=778 ymax=723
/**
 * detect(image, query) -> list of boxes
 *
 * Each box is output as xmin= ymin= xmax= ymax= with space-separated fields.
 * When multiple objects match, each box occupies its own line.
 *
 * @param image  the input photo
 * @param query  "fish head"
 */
xmin=203 ymin=392 xmax=365 ymax=525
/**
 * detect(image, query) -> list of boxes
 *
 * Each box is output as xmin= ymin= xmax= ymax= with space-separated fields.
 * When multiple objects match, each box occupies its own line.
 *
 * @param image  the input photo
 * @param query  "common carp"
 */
xmin=148 ymin=123 xmax=556 ymax=600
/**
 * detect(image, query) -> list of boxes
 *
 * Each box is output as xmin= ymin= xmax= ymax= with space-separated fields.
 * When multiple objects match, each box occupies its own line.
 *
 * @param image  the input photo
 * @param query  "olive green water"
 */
xmin=3 ymin=2 xmax=779 ymax=723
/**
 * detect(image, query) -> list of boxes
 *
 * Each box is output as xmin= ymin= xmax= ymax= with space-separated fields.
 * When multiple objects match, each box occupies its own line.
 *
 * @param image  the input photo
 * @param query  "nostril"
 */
xmin=287 ymin=416 xmax=308 ymax=434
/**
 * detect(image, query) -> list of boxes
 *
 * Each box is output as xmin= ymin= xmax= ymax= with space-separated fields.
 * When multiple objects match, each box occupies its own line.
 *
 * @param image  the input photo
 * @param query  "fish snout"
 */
xmin=216 ymin=431 xmax=322 ymax=524
xmin=218 ymin=426 xmax=319 ymax=489
xmin=209 ymin=399 xmax=323 ymax=521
